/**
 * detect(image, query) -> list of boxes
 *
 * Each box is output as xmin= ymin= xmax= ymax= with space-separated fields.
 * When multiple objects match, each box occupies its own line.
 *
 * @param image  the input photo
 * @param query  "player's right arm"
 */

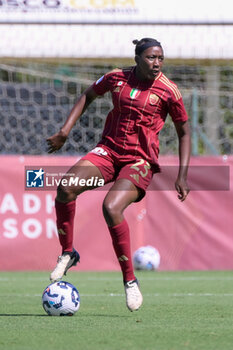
xmin=47 ymin=86 xmax=98 ymax=153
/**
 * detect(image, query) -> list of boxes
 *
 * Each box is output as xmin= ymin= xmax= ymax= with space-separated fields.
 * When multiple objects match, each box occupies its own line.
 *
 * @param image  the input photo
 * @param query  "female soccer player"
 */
xmin=47 ymin=38 xmax=191 ymax=312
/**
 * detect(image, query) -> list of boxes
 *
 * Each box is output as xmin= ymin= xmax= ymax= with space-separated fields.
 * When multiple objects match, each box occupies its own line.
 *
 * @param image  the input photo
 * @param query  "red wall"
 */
xmin=0 ymin=155 xmax=232 ymax=271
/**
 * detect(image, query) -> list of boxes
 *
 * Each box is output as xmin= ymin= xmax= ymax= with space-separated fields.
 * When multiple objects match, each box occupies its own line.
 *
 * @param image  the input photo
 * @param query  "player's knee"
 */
xmin=102 ymin=198 xmax=121 ymax=221
xmin=56 ymin=184 xmax=77 ymax=203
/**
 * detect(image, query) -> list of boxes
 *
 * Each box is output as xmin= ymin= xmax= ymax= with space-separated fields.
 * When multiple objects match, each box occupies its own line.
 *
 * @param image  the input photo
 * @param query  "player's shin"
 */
xmin=108 ymin=219 xmax=136 ymax=282
xmin=55 ymin=199 xmax=76 ymax=253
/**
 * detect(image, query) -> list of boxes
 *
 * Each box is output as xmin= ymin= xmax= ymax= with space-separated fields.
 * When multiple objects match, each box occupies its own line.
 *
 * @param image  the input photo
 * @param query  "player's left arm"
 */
xmin=174 ymin=120 xmax=191 ymax=202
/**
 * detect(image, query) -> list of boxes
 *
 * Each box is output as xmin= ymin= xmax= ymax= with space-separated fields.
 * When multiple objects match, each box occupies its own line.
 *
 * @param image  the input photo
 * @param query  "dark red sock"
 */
xmin=55 ymin=199 xmax=76 ymax=253
xmin=108 ymin=219 xmax=136 ymax=282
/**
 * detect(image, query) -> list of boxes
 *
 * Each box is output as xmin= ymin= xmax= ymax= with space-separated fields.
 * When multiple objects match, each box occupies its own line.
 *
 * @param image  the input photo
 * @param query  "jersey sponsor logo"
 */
xmin=95 ymin=75 xmax=104 ymax=85
xmin=149 ymin=93 xmax=160 ymax=105
xmin=114 ymin=81 xmax=123 ymax=92
xmin=130 ymin=88 xmax=140 ymax=99
xmin=90 ymin=147 xmax=108 ymax=156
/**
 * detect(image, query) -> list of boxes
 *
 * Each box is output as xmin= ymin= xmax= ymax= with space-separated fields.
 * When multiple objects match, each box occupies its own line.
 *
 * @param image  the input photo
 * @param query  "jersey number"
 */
xmin=130 ymin=159 xmax=151 ymax=178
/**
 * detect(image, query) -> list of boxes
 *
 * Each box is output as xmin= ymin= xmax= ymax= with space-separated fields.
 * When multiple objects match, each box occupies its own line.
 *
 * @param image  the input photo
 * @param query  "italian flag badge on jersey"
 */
xmin=130 ymin=88 xmax=140 ymax=99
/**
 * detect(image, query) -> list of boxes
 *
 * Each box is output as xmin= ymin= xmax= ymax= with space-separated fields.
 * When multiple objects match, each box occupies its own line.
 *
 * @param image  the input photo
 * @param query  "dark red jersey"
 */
xmin=92 ymin=66 xmax=188 ymax=165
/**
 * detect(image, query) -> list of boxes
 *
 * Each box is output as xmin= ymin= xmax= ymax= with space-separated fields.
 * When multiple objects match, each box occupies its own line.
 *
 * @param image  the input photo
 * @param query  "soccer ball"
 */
xmin=42 ymin=281 xmax=80 ymax=316
xmin=133 ymin=245 xmax=160 ymax=270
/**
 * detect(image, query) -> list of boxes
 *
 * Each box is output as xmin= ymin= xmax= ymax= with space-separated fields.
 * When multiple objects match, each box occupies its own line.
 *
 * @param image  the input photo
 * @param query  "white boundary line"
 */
xmin=86 ymin=276 xmax=233 ymax=281
xmin=1 ymin=276 xmax=233 ymax=282
xmin=2 ymin=293 xmax=233 ymax=298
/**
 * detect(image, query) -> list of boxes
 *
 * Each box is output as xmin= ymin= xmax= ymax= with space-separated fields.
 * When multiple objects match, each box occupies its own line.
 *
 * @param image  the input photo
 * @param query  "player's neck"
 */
xmin=134 ymin=66 xmax=157 ymax=83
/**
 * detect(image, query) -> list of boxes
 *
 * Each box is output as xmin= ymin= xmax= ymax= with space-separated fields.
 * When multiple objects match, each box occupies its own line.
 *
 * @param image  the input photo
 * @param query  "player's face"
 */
xmin=135 ymin=46 xmax=164 ymax=81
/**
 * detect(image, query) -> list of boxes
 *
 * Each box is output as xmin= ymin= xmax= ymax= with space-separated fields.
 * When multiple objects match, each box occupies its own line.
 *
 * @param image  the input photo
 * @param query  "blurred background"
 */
xmin=0 ymin=0 xmax=232 ymax=272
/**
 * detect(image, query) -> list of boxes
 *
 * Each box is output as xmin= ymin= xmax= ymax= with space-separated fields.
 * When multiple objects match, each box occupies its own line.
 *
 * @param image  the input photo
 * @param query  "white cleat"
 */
xmin=124 ymin=279 xmax=143 ymax=312
xmin=50 ymin=254 xmax=71 ymax=282
xmin=50 ymin=249 xmax=80 ymax=282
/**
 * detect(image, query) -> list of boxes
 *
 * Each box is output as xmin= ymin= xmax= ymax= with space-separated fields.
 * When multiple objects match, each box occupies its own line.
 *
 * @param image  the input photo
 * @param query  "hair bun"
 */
xmin=132 ymin=39 xmax=139 ymax=45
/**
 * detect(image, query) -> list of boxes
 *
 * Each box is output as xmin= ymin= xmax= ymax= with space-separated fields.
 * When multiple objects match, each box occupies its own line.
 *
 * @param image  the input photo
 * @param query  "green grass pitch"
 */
xmin=0 ymin=270 xmax=233 ymax=350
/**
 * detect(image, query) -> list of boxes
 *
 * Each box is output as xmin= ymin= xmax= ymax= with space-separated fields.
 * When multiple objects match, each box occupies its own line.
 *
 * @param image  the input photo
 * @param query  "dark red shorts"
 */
xmin=81 ymin=145 xmax=160 ymax=201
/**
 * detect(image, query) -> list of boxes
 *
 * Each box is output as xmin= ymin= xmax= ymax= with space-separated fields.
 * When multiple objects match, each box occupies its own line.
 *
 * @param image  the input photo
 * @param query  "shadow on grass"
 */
xmin=0 ymin=313 xmax=130 ymax=318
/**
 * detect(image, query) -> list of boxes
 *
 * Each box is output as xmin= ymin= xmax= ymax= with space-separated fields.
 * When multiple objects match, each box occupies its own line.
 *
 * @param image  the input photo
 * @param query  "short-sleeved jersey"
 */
xmin=92 ymin=66 xmax=188 ymax=165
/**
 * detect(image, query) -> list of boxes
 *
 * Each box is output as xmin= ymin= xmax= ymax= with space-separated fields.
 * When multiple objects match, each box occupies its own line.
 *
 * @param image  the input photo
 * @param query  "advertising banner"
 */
xmin=0 ymin=155 xmax=232 ymax=271
xmin=0 ymin=0 xmax=231 ymax=24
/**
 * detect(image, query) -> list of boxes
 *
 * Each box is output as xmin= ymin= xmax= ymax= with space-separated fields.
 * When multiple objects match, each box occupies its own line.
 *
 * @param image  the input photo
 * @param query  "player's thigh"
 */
xmin=59 ymin=159 xmax=104 ymax=196
xmin=103 ymin=178 xmax=140 ymax=213
xmin=68 ymin=159 xmax=104 ymax=180
xmin=117 ymin=159 xmax=154 ymax=202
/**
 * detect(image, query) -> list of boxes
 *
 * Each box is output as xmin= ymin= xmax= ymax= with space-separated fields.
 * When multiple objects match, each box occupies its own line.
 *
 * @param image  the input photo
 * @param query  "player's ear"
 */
xmin=134 ymin=55 xmax=140 ymax=64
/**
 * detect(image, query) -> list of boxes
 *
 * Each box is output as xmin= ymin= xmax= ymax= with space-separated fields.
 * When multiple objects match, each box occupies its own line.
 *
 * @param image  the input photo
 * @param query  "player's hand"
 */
xmin=47 ymin=131 xmax=67 ymax=153
xmin=175 ymin=177 xmax=190 ymax=202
